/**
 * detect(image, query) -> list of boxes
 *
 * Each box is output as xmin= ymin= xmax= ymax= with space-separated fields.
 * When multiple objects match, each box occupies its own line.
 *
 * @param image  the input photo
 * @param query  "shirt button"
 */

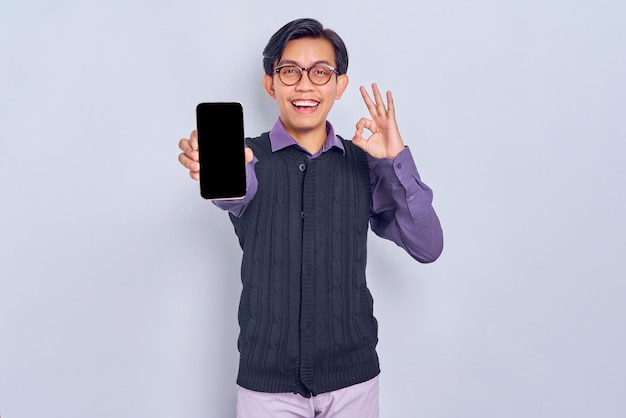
xmin=408 ymin=195 xmax=415 ymax=201
xmin=396 ymin=163 xmax=403 ymax=169
xmin=299 ymin=163 xmax=306 ymax=172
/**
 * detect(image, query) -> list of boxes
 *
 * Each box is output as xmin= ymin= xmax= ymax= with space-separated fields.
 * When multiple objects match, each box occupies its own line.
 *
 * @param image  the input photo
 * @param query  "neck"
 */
xmin=288 ymin=126 xmax=327 ymax=155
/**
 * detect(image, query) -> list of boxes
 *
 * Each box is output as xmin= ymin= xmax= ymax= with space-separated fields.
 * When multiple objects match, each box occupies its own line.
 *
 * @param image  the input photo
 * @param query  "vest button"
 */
xmin=299 ymin=163 xmax=306 ymax=172
xmin=301 ymin=211 xmax=305 ymax=219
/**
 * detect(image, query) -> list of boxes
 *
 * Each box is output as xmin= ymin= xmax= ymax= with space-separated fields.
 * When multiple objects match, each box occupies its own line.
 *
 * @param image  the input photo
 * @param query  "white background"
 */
xmin=1 ymin=0 xmax=625 ymax=417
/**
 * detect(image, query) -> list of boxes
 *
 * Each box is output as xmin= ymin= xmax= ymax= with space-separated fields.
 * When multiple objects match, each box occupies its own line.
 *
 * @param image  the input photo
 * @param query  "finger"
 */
xmin=178 ymin=152 xmax=200 ymax=172
xmin=359 ymin=85 xmax=379 ymax=117
xmin=386 ymin=90 xmax=396 ymax=119
xmin=178 ymin=137 xmax=191 ymax=153
xmin=179 ymin=138 xmax=199 ymax=161
xmin=190 ymin=129 xmax=198 ymax=151
xmin=355 ymin=117 xmax=375 ymax=133
xmin=371 ymin=83 xmax=387 ymax=115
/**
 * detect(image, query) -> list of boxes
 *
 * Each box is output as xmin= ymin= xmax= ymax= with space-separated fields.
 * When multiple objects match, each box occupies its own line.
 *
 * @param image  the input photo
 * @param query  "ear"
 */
xmin=334 ymin=74 xmax=349 ymax=100
xmin=263 ymin=74 xmax=276 ymax=99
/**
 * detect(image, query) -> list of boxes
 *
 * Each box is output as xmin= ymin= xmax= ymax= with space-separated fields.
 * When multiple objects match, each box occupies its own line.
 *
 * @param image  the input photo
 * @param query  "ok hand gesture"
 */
xmin=352 ymin=83 xmax=405 ymax=159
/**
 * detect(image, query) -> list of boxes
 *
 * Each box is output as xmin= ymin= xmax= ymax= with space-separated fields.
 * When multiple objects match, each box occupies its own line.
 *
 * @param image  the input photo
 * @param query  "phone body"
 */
xmin=196 ymin=102 xmax=247 ymax=200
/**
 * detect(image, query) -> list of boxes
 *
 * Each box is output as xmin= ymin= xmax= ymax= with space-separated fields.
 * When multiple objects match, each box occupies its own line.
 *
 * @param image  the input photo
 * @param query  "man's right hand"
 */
xmin=178 ymin=130 xmax=200 ymax=180
xmin=178 ymin=129 xmax=253 ymax=181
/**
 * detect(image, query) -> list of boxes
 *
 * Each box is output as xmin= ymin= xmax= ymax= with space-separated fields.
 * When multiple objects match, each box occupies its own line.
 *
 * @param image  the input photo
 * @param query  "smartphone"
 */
xmin=196 ymin=102 xmax=247 ymax=200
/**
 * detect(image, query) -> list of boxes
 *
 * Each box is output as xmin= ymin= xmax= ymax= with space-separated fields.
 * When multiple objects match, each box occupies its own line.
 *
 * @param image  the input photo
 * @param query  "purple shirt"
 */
xmin=214 ymin=119 xmax=443 ymax=262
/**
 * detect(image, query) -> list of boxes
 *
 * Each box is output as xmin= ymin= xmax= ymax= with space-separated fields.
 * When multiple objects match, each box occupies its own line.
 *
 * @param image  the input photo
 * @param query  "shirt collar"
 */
xmin=269 ymin=118 xmax=345 ymax=156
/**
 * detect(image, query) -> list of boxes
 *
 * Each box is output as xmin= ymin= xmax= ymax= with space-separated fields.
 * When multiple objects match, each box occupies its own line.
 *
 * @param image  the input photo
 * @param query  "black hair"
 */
xmin=262 ymin=18 xmax=349 ymax=76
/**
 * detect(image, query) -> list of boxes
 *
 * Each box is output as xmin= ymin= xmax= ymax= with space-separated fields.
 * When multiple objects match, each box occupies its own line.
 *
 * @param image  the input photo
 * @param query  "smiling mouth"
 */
xmin=292 ymin=99 xmax=319 ymax=110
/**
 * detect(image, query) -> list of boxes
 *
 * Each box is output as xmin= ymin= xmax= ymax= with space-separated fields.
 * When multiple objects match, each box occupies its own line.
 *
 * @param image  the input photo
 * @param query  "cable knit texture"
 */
xmin=230 ymin=132 xmax=380 ymax=397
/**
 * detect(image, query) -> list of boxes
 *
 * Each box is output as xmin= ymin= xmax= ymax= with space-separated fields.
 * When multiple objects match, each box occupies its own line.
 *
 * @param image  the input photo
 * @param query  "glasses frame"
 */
xmin=273 ymin=64 xmax=338 ymax=86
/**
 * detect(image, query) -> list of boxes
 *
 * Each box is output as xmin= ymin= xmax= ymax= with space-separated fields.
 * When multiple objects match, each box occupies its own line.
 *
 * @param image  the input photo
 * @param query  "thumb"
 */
xmin=352 ymin=127 xmax=368 ymax=152
xmin=244 ymin=147 xmax=254 ymax=164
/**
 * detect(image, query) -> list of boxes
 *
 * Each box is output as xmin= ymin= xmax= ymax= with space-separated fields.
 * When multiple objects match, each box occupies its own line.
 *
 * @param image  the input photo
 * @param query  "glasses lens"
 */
xmin=278 ymin=66 xmax=301 ymax=85
xmin=309 ymin=65 xmax=333 ymax=85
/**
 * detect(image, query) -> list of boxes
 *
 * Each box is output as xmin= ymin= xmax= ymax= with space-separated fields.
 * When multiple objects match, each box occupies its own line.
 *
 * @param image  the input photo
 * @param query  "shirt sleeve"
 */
xmin=368 ymin=147 xmax=444 ymax=263
xmin=211 ymin=156 xmax=258 ymax=217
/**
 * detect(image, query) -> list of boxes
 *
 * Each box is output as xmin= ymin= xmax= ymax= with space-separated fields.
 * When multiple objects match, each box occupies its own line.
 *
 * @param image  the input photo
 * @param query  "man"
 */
xmin=178 ymin=18 xmax=443 ymax=418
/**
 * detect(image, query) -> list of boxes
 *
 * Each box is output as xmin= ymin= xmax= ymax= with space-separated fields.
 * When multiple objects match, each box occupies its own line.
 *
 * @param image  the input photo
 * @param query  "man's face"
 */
xmin=263 ymin=37 xmax=349 ymax=141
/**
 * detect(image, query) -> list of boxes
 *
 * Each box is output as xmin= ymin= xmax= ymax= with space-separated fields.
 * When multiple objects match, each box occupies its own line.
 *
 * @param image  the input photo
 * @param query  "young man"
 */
xmin=178 ymin=18 xmax=443 ymax=418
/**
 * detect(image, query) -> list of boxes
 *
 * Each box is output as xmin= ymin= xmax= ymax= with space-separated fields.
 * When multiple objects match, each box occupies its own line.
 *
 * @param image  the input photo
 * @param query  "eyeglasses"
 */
xmin=273 ymin=64 xmax=337 ymax=86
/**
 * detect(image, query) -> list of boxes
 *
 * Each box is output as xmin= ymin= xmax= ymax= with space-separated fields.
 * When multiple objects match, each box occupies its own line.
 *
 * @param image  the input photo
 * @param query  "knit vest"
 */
xmin=229 ymin=132 xmax=380 ymax=397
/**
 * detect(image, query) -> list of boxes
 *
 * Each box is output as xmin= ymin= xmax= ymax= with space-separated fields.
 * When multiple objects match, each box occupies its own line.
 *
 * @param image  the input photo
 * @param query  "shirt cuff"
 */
xmin=369 ymin=147 xmax=419 ymax=184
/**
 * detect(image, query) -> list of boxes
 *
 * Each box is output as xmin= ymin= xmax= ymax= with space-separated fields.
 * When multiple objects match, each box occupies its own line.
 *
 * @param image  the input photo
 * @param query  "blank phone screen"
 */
xmin=196 ymin=102 xmax=246 ymax=200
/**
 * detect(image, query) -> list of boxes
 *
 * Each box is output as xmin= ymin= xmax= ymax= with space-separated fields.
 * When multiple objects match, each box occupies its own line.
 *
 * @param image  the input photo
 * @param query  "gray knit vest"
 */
xmin=230 ymin=132 xmax=380 ymax=397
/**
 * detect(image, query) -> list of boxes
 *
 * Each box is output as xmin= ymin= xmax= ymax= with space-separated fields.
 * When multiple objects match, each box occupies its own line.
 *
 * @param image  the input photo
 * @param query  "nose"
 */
xmin=295 ymin=68 xmax=314 ymax=90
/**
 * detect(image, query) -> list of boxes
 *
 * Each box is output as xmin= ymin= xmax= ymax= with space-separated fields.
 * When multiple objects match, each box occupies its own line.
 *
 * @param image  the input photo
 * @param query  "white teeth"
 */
xmin=292 ymin=100 xmax=319 ymax=107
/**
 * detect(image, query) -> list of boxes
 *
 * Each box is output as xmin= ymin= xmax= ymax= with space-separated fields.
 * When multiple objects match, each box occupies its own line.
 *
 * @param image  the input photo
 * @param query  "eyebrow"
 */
xmin=277 ymin=59 xmax=335 ymax=67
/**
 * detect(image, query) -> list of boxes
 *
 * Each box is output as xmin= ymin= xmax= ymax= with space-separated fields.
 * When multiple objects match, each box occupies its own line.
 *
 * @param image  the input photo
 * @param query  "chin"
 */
xmin=284 ymin=119 xmax=319 ymax=132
